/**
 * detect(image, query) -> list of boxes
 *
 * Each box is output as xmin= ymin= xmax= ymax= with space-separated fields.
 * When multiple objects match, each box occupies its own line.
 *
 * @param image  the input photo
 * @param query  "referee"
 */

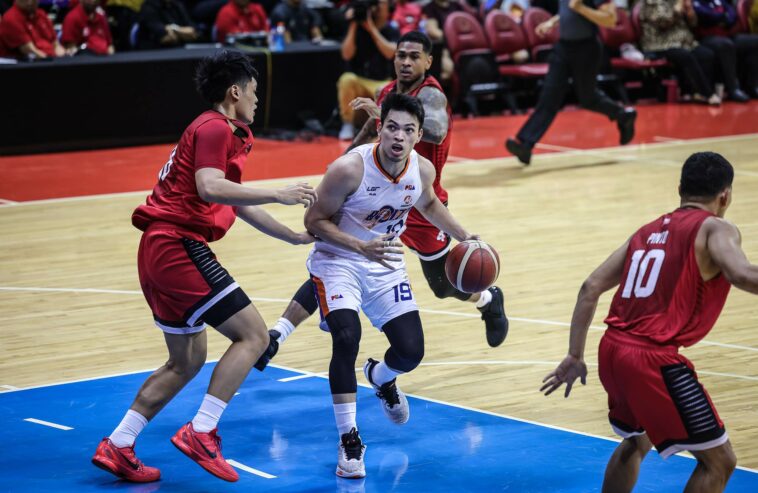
xmin=506 ymin=0 xmax=636 ymax=165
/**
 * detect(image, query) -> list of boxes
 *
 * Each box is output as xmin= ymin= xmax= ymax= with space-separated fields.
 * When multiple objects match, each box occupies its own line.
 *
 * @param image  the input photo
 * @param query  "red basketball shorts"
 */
xmin=598 ymin=329 xmax=727 ymax=458
xmin=401 ymin=207 xmax=451 ymax=261
xmin=137 ymin=226 xmax=251 ymax=334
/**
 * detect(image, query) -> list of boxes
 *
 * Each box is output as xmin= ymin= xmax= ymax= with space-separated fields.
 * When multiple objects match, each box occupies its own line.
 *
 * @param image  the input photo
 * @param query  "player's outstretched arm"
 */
xmin=236 ymin=206 xmax=315 ymax=245
xmin=541 ymin=239 xmax=629 ymax=398
xmin=706 ymin=218 xmax=758 ymax=294
xmin=304 ymin=155 xmax=404 ymax=268
xmin=417 ymin=87 xmax=449 ymax=145
xmin=195 ymin=168 xmax=317 ymax=207
xmin=412 ymin=158 xmax=472 ymax=242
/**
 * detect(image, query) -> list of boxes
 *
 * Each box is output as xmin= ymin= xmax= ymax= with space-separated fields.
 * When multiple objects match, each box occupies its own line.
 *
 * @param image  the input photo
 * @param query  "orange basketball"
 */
xmin=445 ymin=240 xmax=500 ymax=293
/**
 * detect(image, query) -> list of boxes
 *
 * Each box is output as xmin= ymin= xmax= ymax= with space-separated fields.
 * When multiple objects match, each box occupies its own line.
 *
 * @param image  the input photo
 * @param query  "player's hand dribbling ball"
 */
xmin=445 ymin=240 xmax=500 ymax=293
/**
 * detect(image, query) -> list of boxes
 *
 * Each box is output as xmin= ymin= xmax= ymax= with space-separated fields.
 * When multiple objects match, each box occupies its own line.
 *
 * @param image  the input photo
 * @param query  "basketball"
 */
xmin=445 ymin=240 xmax=500 ymax=294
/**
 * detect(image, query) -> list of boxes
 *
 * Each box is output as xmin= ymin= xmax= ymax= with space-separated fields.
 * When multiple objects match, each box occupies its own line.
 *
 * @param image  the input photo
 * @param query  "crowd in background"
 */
xmin=1 ymin=0 xmax=757 ymax=134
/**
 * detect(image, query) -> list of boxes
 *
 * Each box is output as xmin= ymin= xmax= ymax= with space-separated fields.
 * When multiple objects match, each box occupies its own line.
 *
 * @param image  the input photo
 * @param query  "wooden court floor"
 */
xmin=1 ymin=134 xmax=757 ymax=469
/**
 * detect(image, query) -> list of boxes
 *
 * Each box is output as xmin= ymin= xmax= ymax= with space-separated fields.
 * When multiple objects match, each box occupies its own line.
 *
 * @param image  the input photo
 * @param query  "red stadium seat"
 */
xmin=522 ymin=7 xmax=557 ymax=61
xmin=599 ymin=9 xmax=668 ymax=70
xmin=444 ymin=11 xmax=491 ymax=62
xmin=484 ymin=10 xmax=548 ymax=77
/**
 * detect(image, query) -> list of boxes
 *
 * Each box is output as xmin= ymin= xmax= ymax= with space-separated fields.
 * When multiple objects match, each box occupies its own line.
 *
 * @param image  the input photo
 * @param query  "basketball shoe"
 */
xmin=505 ymin=138 xmax=532 ymax=165
xmin=91 ymin=438 xmax=161 ymax=483
xmin=479 ymin=286 xmax=509 ymax=347
xmin=254 ymin=329 xmax=280 ymax=371
xmin=336 ymin=428 xmax=366 ymax=479
xmin=363 ymin=358 xmax=410 ymax=424
xmin=170 ymin=422 xmax=238 ymax=482
xmin=617 ymin=108 xmax=637 ymax=145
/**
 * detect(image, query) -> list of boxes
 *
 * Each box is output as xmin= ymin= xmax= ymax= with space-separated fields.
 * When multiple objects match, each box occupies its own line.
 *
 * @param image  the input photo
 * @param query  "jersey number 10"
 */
xmin=621 ymin=249 xmax=666 ymax=299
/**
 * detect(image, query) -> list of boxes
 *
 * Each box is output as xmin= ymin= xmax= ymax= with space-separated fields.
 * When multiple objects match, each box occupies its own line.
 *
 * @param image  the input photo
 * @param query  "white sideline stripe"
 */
xmin=278 ymin=373 xmax=322 ymax=382
xmin=653 ymin=135 xmax=684 ymax=142
xmin=1 ymin=385 xmax=19 ymax=390
xmin=0 ymin=198 xmax=18 ymax=204
xmin=226 ymin=459 xmax=276 ymax=479
xmin=24 ymin=418 xmax=73 ymax=430
xmin=5 ymin=362 xmax=757 ymax=475
xmin=2 ymin=286 xmax=758 ymax=355
xmin=2 ymin=132 xmax=757 ymax=208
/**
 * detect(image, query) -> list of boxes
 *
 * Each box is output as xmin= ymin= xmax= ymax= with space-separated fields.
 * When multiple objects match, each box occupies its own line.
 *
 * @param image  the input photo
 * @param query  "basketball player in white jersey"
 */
xmin=305 ymin=93 xmax=480 ymax=478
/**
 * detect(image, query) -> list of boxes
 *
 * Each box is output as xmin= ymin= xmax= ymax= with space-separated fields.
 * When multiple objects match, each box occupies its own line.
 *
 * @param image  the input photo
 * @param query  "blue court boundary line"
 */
xmin=5 ymin=361 xmax=757 ymax=475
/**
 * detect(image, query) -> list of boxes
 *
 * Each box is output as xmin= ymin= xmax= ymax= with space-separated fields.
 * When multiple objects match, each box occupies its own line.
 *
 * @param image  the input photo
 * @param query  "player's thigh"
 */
xmin=163 ymin=330 xmax=208 ymax=369
xmin=309 ymin=254 xmax=363 ymax=317
xmin=212 ymin=303 xmax=268 ymax=344
xmin=363 ymin=266 xmax=418 ymax=330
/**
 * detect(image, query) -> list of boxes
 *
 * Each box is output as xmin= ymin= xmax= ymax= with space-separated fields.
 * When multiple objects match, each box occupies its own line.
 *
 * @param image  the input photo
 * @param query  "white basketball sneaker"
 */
xmin=363 ymin=358 xmax=410 ymax=425
xmin=336 ymin=428 xmax=366 ymax=479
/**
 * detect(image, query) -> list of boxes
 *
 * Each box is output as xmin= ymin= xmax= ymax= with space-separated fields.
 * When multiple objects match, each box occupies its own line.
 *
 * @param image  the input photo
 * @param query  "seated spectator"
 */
xmin=105 ymin=0 xmax=144 ymax=51
xmin=337 ymin=0 xmax=398 ymax=139
xmin=392 ymin=0 xmax=422 ymax=35
xmin=138 ymin=0 xmax=197 ymax=49
xmin=61 ymin=0 xmax=115 ymax=55
xmin=215 ymin=0 xmax=268 ymax=43
xmin=639 ymin=0 xmax=720 ymax=105
xmin=0 ymin=0 xmax=64 ymax=58
xmin=422 ymin=0 xmax=467 ymax=82
xmin=270 ymin=0 xmax=322 ymax=42
xmin=691 ymin=0 xmax=756 ymax=99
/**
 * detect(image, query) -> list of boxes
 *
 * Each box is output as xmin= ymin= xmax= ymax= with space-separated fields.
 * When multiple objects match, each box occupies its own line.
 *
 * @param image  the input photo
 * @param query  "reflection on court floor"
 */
xmin=3 ymin=364 xmax=757 ymax=492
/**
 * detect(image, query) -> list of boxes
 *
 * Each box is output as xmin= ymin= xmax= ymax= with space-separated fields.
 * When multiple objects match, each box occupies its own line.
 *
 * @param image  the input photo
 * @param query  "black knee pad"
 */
xmin=326 ymin=309 xmax=362 ymax=394
xmin=382 ymin=311 xmax=425 ymax=373
xmin=420 ymin=254 xmax=471 ymax=301
xmin=292 ymin=278 xmax=318 ymax=315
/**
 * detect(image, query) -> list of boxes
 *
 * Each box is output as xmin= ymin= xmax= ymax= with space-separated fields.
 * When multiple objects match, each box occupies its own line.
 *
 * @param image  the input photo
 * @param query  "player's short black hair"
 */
xmin=397 ymin=31 xmax=432 ymax=54
xmin=195 ymin=50 xmax=258 ymax=104
xmin=679 ymin=152 xmax=734 ymax=199
xmin=380 ymin=93 xmax=425 ymax=128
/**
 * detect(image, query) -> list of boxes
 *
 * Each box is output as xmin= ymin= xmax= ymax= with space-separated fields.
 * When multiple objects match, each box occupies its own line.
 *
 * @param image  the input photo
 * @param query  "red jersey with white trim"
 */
xmin=132 ymin=110 xmax=254 ymax=242
xmin=376 ymin=75 xmax=450 ymax=206
xmin=604 ymin=208 xmax=731 ymax=348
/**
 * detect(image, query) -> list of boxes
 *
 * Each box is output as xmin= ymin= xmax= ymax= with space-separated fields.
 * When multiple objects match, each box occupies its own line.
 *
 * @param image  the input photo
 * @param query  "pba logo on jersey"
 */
xmin=364 ymin=205 xmax=410 ymax=228
xmin=404 ymin=184 xmax=416 ymax=191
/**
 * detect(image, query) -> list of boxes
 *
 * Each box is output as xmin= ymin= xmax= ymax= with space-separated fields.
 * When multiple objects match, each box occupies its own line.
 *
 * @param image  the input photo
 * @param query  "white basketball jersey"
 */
xmin=312 ymin=143 xmax=423 ymax=262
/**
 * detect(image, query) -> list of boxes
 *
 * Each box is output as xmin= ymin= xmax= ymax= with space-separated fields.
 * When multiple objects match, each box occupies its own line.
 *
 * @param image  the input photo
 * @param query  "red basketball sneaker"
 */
xmin=91 ymin=438 xmax=161 ymax=483
xmin=170 ymin=422 xmax=238 ymax=482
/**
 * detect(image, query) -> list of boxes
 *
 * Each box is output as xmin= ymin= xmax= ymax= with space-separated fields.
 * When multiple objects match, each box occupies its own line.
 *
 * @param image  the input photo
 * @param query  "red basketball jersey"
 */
xmin=132 ymin=110 xmax=254 ymax=242
xmin=604 ymin=208 xmax=731 ymax=348
xmin=376 ymin=76 xmax=451 ymax=206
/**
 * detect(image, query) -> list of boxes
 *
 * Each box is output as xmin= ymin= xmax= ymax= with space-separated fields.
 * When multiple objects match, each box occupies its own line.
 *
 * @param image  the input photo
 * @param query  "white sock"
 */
xmin=333 ymin=402 xmax=357 ymax=436
xmin=475 ymin=289 xmax=493 ymax=308
xmin=191 ymin=394 xmax=228 ymax=433
xmin=371 ymin=361 xmax=403 ymax=386
xmin=109 ymin=409 xmax=148 ymax=448
xmin=272 ymin=317 xmax=296 ymax=343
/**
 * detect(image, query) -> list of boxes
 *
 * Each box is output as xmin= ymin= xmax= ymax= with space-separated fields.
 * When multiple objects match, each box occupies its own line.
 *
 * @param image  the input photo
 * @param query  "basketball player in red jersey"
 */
xmin=91 ymin=51 xmax=317 ymax=483
xmin=541 ymin=152 xmax=758 ymax=492
xmin=253 ymin=32 xmax=508 ymax=371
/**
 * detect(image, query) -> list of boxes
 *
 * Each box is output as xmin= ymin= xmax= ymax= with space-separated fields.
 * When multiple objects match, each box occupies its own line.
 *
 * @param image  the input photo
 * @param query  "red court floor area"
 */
xmin=1 ymin=102 xmax=757 ymax=202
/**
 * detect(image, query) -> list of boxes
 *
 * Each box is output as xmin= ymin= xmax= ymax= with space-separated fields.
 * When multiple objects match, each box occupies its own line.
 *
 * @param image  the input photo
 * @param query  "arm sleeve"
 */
xmin=174 ymin=1 xmax=196 ymax=28
xmin=309 ymin=7 xmax=323 ymax=28
xmin=139 ymin=1 xmax=170 ymax=42
xmin=60 ymin=12 xmax=82 ymax=45
xmin=0 ymin=14 xmax=32 ymax=49
xmin=194 ymin=121 xmax=231 ymax=172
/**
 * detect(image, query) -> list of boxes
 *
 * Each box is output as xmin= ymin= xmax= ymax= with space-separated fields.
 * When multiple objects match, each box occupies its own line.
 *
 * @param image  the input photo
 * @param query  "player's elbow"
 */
xmin=579 ymin=277 xmax=604 ymax=301
xmin=196 ymin=179 xmax=222 ymax=203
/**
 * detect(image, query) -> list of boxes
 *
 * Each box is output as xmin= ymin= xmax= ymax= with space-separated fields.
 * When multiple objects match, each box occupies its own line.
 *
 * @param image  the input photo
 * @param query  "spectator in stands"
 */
xmin=61 ymin=0 xmax=115 ymax=55
xmin=392 ymin=0 xmax=423 ymax=35
xmin=215 ymin=0 xmax=268 ymax=43
xmin=0 ymin=0 xmax=64 ymax=58
xmin=270 ymin=0 xmax=323 ymax=42
xmin=421 ymin=0 xmax=468 ymax=83
xmin=691 ymin=0 xmax=757 ymax=99
xmin=138 ymin=0 xmax=197 ymax=49
xmin=337 ymin=0 xmax=399 ymax=140
xmin=639 ymin=0 xmax=720 ymax=105
xmin=106 ymin=0 xmax=145 ymax=51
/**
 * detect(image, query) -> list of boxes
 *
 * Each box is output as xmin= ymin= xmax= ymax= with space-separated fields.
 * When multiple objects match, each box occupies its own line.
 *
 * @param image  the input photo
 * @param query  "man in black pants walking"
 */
xmin=506 ymin=0 xmax=637 ymax=165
